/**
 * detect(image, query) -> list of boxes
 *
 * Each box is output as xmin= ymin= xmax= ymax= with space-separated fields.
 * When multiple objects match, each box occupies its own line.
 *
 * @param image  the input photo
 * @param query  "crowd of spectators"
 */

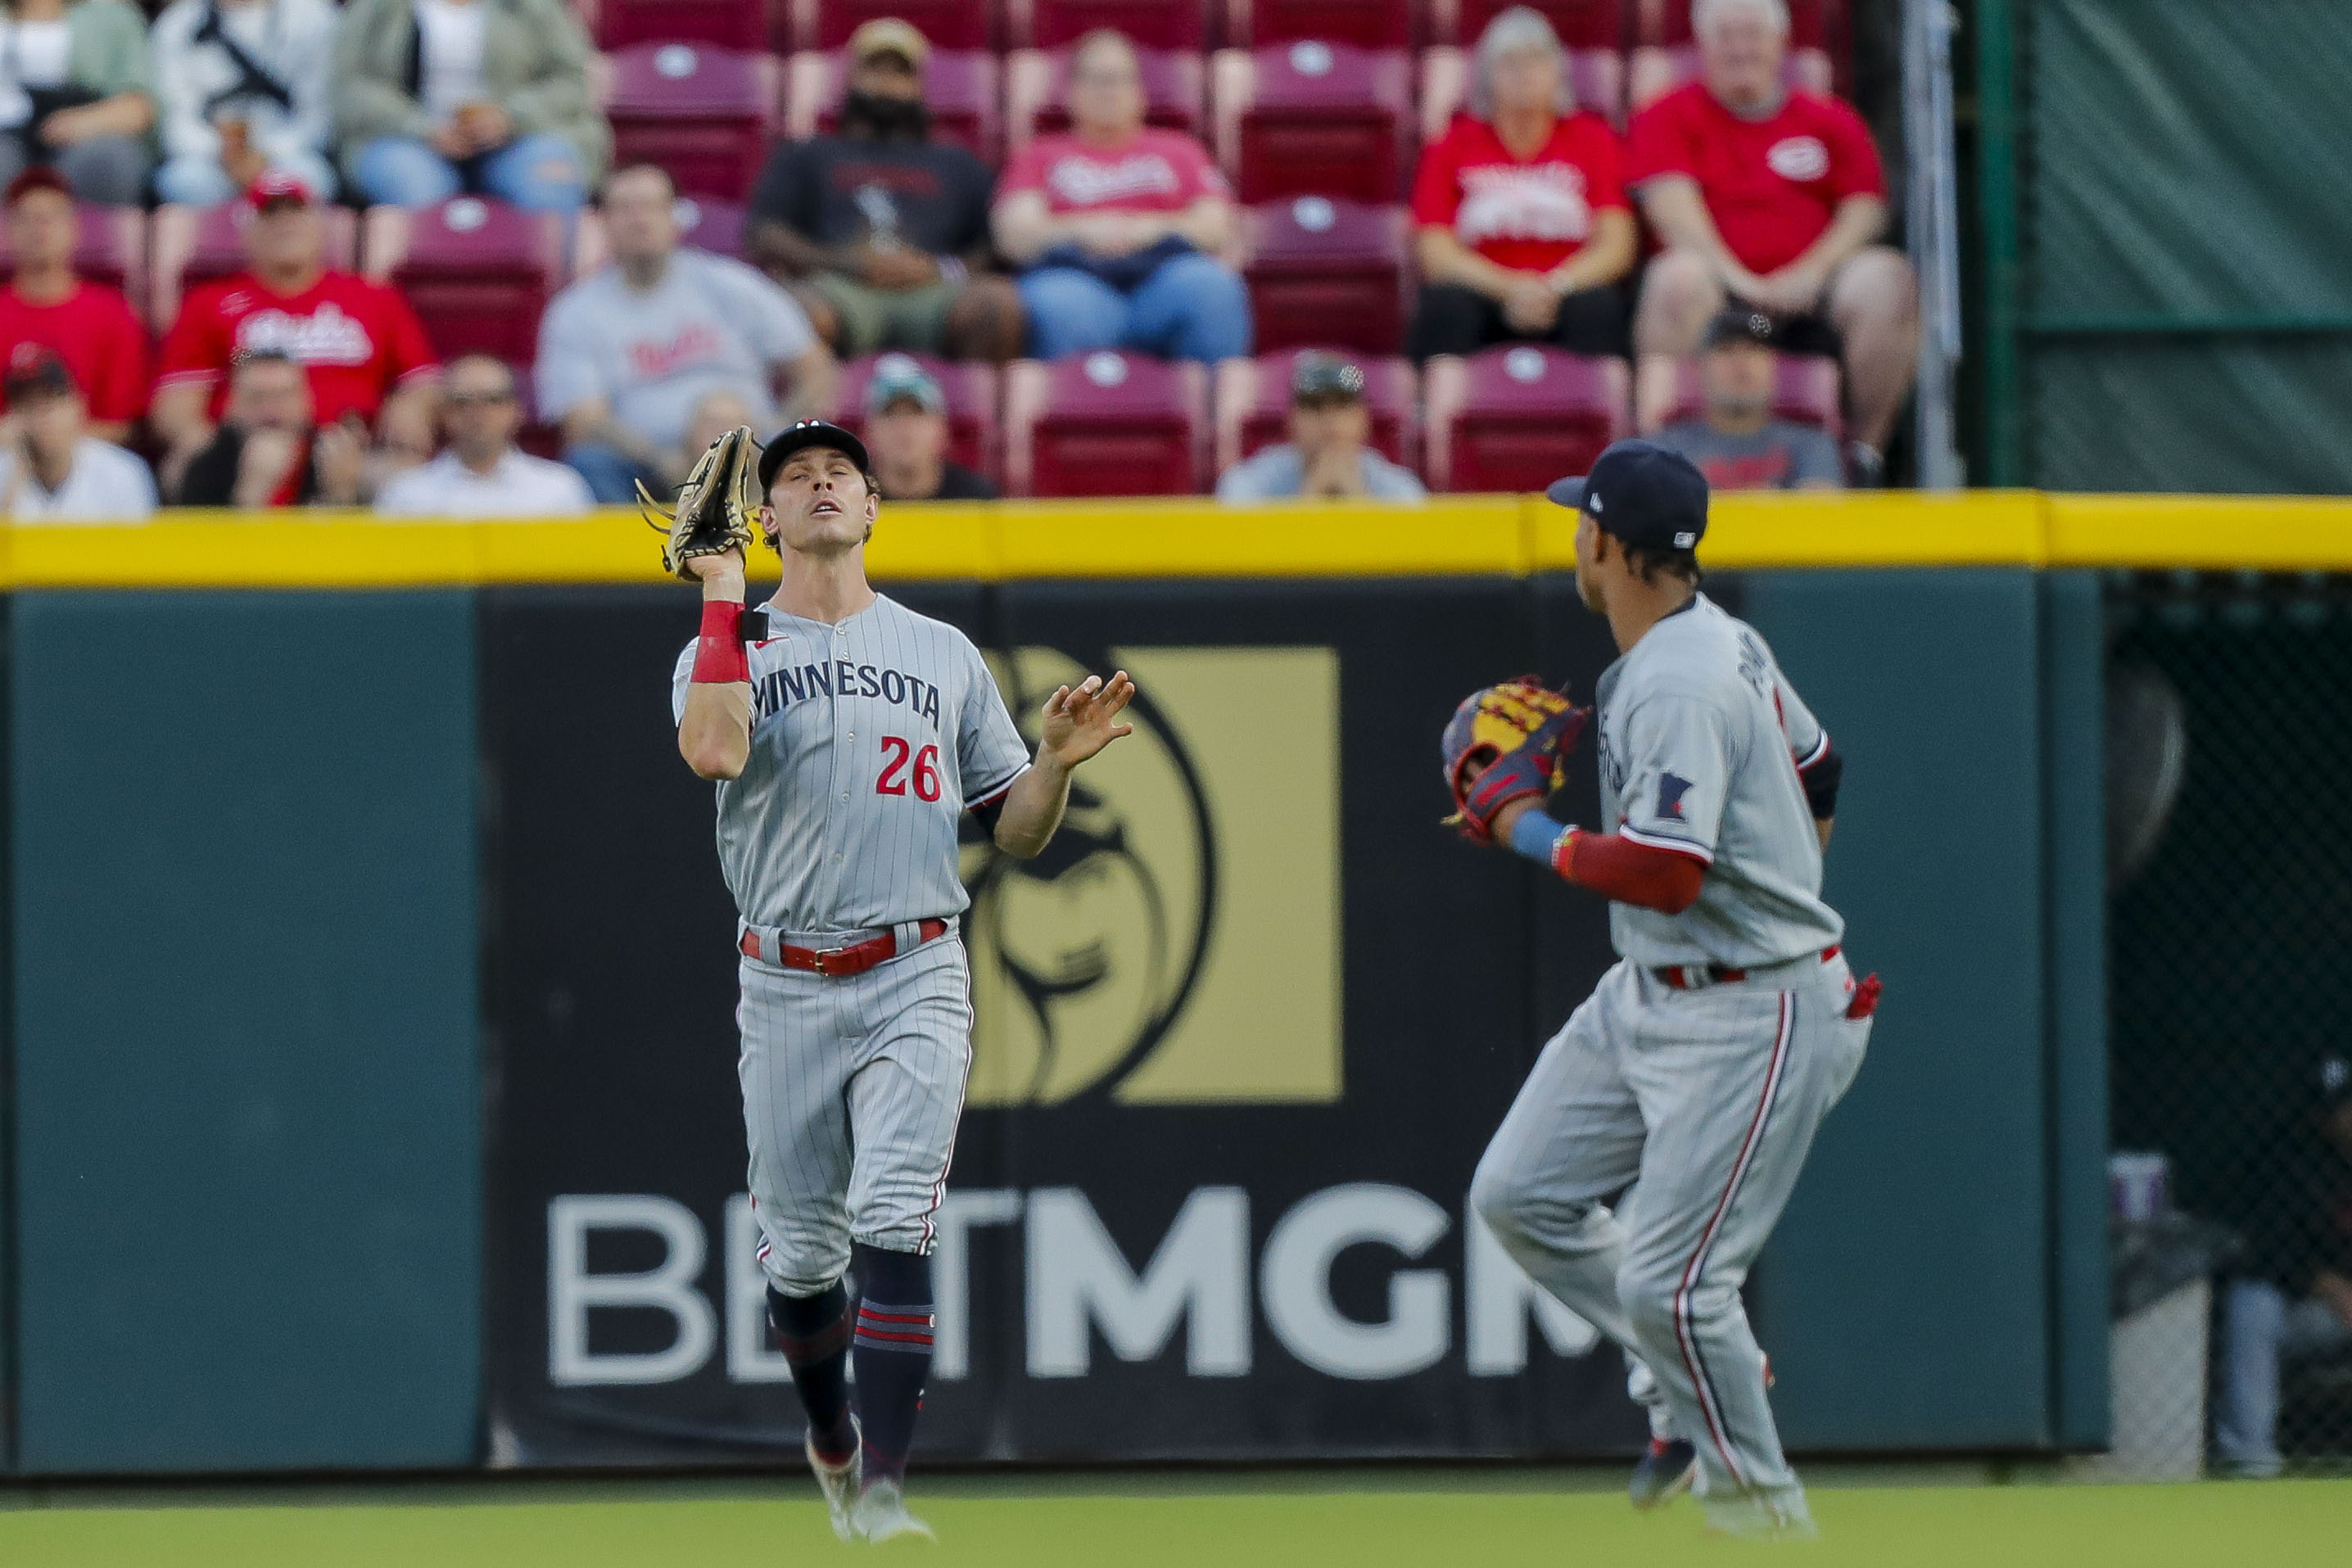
xmin=0 ymin=0 xmax=1913 ymax=518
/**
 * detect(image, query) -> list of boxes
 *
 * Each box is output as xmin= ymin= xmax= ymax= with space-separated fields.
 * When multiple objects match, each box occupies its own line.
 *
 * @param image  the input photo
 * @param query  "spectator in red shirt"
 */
xmin=1626 ymin=0 xmax=1916 ymax=479
xmin=152 ymin=171 xmax=440 ymax=491
xmin=1407 ymin=7 xmax=1635 ymax=361
xmin=0 ymin=166 xmax=144 ymax=442
xmin=990 ymin=29 xmax=1250 ymax=363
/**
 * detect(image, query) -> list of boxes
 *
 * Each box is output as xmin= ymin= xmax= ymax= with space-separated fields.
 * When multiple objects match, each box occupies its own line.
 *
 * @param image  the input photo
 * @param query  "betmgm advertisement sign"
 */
xmin=483 ymin=585 xmax=1640 ymax=1463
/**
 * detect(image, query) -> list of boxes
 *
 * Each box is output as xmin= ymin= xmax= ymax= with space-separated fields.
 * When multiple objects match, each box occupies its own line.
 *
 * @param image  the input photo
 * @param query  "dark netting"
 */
xmin=2107 ymin=571 xmax=2352 ymax=1478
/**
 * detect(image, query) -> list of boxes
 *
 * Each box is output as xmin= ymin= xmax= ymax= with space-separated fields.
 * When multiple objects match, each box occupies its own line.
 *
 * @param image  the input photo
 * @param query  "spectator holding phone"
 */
xmin=151 ymin=0 xmax=338 ymax=206
xmin=0 ymin=0 xmax=154 ymax=205
xmin=173 ymin=346 xmax=365 ymax=508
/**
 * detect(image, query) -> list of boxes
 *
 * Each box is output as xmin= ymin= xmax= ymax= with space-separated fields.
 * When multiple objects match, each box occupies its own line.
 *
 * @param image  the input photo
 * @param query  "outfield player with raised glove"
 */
xmin=1445 ymin=440 xmax=1879 ymax=1539
xmin=666 ymin=420 xmax=1134 ymax=1543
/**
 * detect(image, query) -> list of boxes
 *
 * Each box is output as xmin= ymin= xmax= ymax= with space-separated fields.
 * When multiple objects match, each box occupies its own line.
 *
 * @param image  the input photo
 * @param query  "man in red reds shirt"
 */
xmin=152 ymin=173 xmax=441 ymax=490
xmin=1625 ymin=0 xmax=1916 ymax=480
xmin=1408 ymin=7 xmax=1635 ymax=360
xmin=0 ymin=169 xmax=148 ymax=445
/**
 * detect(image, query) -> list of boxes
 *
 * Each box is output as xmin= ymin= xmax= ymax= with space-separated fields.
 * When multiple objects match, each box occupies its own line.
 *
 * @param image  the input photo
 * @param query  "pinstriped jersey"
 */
xmin=1592 ymin=593 xmax=1843 ymax=969
xmin=672 ymin=594 xmax=1030 ymax=934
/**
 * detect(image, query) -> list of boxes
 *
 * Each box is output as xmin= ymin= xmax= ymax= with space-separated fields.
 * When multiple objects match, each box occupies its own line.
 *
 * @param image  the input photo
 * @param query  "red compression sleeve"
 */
xmin=691 ymin=599 xmax=749 ymax=684
xmin=1554 ymin=829 xmax=1707 ymax=915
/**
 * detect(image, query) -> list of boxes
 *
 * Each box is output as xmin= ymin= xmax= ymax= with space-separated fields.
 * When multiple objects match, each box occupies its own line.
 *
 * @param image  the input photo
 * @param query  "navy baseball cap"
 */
xmin=758 ymin=419 xmax=872 ymax=492
xmin=1545 ymin=439 xmax=1710 ymax=553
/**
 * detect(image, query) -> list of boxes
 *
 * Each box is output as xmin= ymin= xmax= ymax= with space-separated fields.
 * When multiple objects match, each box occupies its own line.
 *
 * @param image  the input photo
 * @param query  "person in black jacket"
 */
xmin=174 ymin=347 xmax=363 ymax=507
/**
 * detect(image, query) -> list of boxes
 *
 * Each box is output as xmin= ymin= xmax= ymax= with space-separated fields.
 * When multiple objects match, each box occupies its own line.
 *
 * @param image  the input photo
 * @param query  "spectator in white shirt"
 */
xmin=376 ymin=352 xmax=592 ymax=516
xmin=0 ymin=341 xmax=155 ymax=517
xmin=151 ymin=0 xmax=338 ymax=207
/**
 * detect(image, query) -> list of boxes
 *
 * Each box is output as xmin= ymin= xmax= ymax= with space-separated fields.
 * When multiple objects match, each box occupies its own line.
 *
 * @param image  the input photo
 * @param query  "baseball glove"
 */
xmin=641 ymin=424 xmax=761 ymax=580
xmin=1440 ymin=677 xmax=1590 ymax=842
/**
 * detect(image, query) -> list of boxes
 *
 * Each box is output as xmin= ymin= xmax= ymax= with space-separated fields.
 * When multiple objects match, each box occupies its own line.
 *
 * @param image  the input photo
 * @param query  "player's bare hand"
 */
xmin=1038 ymin=671 xmax=1136 ymax=770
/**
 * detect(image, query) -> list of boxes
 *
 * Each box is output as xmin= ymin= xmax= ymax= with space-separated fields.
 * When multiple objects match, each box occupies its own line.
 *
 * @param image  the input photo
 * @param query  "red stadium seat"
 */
xmin=1214 ymin=349 xmax=1418 ymax=473
xmin=1002 ymin=45 xmax=1205 ymax=156
xmin=1224 ymin=0 xmax=1416 ymax=48
xmin=1422 ymin=345 xmax=1629 ymax=492
xmin=785 ymin=0 xmax=995 ymax=51
xmin=1636 ymin=350 xmax=1843 ymax=439
xmin=1239 ymin=197 xmax=1412 ymax=355
xmin=0 ymin=203 xmax=145 ymax=317
xmin=1428 ymin=0 xmax=1621 ymax=47
xmin=601 ymin=43 xmax=785 ymax=202
xmin=360 ymin=200 xmax=567 ymax=370
xmin=1626 ymin=44 xmax=1832 ymax=113
xmin=1212 ymin=42 xmax=1416 ymax=203
xmin=825 ymin=350 xmax=1002 ymax=482
xmin=1417 ymin=44 xmax=1624 ymax=134
xmin=1003 ymin=350 xmax=1208 ymax=496
xmin=785 ymin=48 xmax=1002 ymax=163
xmin=148 ymin=201 xmax=359 ymax=331
xmin=586 ymin=0 xmax=774 ymax=49
xmin=1005 ymin=0 xmax=1210 ymax=49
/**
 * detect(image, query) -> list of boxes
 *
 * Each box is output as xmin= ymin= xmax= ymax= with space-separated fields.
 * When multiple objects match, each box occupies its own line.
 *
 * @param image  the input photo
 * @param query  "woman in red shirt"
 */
xmin=1406 ymin=7 xmax=1635 ymax=361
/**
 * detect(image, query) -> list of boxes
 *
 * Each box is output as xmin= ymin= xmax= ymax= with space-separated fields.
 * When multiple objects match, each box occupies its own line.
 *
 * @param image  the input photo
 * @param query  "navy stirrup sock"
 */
xmin=767 ymin=1281 xmax=854 ymax=1460
xmin=850 ymin=1242 xmax=936 ymax=1487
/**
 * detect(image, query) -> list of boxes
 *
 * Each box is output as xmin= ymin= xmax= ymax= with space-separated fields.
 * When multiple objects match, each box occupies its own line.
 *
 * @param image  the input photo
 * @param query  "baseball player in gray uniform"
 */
xmin=672 ymin=420 xmax=1134 ymax=1543
xmin=1463 ymin=440 xmax=1879 ymax=1538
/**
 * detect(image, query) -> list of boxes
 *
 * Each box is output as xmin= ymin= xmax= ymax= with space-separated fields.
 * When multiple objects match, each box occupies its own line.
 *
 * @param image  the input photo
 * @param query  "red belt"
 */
xmin=1656 ymin=944 xmax=1841 ymax=991
xmin=741 ymin=918 xmax=948 ymax=978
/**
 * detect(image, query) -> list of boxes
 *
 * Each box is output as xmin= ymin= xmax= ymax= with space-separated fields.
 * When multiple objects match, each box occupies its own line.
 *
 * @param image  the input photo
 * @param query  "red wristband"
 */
xmin=691 ymin=599 xmax=749 ymax=685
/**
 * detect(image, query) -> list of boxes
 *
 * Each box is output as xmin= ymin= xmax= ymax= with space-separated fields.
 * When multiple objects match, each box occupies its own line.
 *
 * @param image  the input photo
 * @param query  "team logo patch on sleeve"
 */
xmin=1657 ymin=771 xmax=1694 ymax=820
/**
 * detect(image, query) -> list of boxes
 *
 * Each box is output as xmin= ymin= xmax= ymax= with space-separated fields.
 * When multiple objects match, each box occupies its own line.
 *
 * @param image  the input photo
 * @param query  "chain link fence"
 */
xmin=2105 ymin=571 xmax=2352 ymax=1479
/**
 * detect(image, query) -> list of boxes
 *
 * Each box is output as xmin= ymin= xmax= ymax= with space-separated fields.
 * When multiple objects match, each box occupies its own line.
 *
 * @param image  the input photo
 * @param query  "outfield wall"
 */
xmin=1 ymin=490 xmax=2305 ymax=1475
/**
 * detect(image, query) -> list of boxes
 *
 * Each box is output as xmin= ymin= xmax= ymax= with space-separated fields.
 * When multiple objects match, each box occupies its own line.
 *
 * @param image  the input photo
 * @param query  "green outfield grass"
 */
xmin=1 ymin=1471 xmax=2342 ymax=1568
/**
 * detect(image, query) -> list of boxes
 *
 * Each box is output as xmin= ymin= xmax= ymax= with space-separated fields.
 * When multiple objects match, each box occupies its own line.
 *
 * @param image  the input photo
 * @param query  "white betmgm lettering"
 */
xmin=1025 ymin=1186 xmax=1251 ymax=1377
xmin=1261 ymin=1184 xmax=1452 ymax=1379
xmin=548 ymin=1194 xmax=717 ymax=1386
xmin=1463 ymin=1199 xmax=1600 ymax=1373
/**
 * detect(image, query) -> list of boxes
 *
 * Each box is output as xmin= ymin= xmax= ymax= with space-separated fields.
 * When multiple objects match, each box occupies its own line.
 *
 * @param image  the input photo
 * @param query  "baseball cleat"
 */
xmin=805 ymin=1419 xmax=862 ymax=1543
xmin=1629 ymin=1437 xmax=1697 ymax=1511
xmin=853 ymin=1478 xmax=936 ymax=1544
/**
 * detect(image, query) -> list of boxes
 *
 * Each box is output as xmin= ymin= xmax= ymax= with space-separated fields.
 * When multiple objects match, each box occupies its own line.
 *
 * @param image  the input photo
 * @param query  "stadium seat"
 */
xmin=601 ymin=43 xmax=785 ymax=202
xmin=585 ymin=0 xmax=775 ymax=49
xmin=1214 ymin=348 xmax=1418 ymax=474
xmin=785 ymin=48 xmax=1003 ymax=163
xmin=1002 ymin=45 xmax=1205 ymax=156
xmin=1417 ymin=43 xmax=1624 ymax=133
xmin=1238 ymin=197 xmax=1412 ymax=355
xmin=1004 ymin=0 xmax=1210 ymax=50
xmin=0 ymin=202 xmax=144 ymax=315
xmin=1211 ymin=41 xmax=1416 ymax=203
xmin=1626 ymin=44 xmax=1832 ymax=113
xmin=826 ymin=350 xmax=1002 ymax=482
xmin=1633 ymin=0 xmax=1840 ymax=102
xmin=1421 ymin=345 xmax=1629 ymax=492
xmin=361 ymin=200 xmax=567 ymax=370
xmin=1427 ymin=0 xmax=1621 ymax=48
xmin=784 ymin=0 xmax=995 ymax=52
xmin=148 ymin=201 xmax=359 ymax=331
xmin=1224 ymin=0 xmax=1415 ymax=48
xmin=1635 ymin=350 xmax=1843 ymax=439
xmin=1002 ymin=350 xmax=1209 ymax=496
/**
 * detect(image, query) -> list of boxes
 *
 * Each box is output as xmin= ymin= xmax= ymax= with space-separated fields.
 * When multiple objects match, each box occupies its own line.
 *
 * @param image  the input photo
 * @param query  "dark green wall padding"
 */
xmin=8 ymin=593 xmax=482 ymax=1472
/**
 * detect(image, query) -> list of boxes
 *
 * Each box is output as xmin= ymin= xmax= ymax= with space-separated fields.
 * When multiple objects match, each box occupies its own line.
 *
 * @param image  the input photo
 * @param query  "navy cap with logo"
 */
xmin=1544 ymin=438 xmax=1710 ymax=554
xmin=758 ymin=419 xmax=873 ymax=492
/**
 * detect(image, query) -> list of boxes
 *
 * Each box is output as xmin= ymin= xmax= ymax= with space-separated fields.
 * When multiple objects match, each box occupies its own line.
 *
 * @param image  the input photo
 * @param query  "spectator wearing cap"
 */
xmin=1653 ymin=308 xmax=1843 ymax=490
xmin=537 ymin=164 xmax=835 ymax=504
xmin=1406 ymin=7 xmax=1634 ymax=363
xmin=1626 ymin=0 xmax=1915 ymax=479
xmin=333 ymin=0 xmax=607 ymax=215
xmin=152 ymin=172 xmax=441 ymax=492
xmin=991 ymin=29 xmax=1250 ymax=364
xmin=149 ymin=0 xmax=339 ymax=207
xmin=1216 ymin=352 xmax=1426 ymax=503
xmin=749 ymin=20 xmax=1023 ymax=364
xmin=0 ymin=0 xmax=154 ymax=206
xmin=0 ymin=341 xmax=152 ymax=516
xmin=0 ymin=165 xmax=142 ymax=441
xmin=172 ymin=345 xmax=365 ymax=507
xmin=862 ymin=357 xmax=994 ymax=501
xmin=2213 ymin=1056 xmax=2352 ymax=1479
xmin=375 ymin=352 xmax=591 ymax=516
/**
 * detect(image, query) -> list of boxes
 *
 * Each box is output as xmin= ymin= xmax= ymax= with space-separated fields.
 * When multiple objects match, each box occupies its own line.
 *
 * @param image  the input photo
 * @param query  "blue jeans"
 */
xmin=564 ymin=443 xmax=660 ymax=505
xmin=351 ymin=132 xmax=587 ymax=213
xmin=2214 ymin=1278 xmax=2352 ymax=1474
xmin=156 ymin=151 xmax=338 ymax=207
xmin=1018 ymin=253 xmax=1253 ymax=363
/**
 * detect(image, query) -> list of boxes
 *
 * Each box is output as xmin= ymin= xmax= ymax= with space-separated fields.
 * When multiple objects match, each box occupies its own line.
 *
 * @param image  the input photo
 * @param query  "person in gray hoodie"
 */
xmin=151 ymin=0 xmax=337 ymax=206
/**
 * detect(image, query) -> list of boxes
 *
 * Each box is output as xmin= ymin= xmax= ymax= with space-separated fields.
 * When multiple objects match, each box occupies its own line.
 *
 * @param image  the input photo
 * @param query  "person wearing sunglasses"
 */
xmin=374 ymin=351 xmax=591 ymax=516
